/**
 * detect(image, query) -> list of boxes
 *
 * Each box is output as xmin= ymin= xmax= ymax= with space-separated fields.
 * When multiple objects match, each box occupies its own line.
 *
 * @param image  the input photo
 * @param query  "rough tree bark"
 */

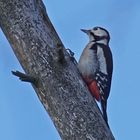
xmin=0 ymin=0 xmax=115 ymax=139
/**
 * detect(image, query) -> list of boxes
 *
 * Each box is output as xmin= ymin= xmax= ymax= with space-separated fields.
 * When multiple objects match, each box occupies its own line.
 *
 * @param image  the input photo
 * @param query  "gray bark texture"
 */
xmin=0 ymin=0 xmax=115 ymax=139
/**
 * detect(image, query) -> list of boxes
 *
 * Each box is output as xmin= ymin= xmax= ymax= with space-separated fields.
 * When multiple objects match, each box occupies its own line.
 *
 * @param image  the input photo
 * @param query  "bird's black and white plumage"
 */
xmin=78 ymin=27 xmax=113 ymax=126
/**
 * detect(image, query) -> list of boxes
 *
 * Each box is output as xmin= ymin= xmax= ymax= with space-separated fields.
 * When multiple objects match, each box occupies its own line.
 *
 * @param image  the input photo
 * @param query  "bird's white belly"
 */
xmin=78 ymin=49 xmax=98 ymax=76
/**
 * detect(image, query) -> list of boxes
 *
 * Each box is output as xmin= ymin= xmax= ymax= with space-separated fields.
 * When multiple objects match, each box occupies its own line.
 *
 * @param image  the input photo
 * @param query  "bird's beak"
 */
xmin=80 ymin=29 xmax=90 ymax=34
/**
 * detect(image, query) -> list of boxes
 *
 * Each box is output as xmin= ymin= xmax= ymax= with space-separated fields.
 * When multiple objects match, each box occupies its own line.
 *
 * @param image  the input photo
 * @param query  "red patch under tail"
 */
xmin=88 ymin=80 xmax=100 ymax=101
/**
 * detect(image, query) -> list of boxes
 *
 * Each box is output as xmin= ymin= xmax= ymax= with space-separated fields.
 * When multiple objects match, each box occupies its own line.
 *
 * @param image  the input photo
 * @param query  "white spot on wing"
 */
xmin=97 ymin=47 xmax=107 ymax=74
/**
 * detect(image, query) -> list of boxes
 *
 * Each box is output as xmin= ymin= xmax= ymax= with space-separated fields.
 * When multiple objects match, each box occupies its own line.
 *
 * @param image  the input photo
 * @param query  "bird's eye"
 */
xmin=94 ymin=27 xmax=98 ymax=31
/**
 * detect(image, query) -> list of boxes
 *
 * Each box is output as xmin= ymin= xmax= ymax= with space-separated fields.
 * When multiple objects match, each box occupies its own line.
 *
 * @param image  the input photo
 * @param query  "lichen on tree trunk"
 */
xmin=0 ymin=0 xmax=115 ymax=139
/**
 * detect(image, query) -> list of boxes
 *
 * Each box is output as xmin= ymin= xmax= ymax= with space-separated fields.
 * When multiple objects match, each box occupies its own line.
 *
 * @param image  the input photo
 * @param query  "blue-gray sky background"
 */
xmin=0 ymin=0 xmax=140 ymax=140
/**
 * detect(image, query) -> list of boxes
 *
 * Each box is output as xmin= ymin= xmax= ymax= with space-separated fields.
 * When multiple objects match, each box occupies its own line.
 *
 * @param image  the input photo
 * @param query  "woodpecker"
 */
xmin=78 ymin=27 xmax=113 ymax=126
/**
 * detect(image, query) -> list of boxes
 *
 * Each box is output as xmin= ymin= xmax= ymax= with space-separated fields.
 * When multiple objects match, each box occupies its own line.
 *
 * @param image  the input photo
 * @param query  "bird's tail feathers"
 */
xmin=100 ymin=97 xmax=109 ymax=127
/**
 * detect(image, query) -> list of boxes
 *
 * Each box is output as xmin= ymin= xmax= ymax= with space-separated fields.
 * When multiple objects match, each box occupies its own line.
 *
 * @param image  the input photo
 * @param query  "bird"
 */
xmin=78 ymin=26 xmax=113 ymax=126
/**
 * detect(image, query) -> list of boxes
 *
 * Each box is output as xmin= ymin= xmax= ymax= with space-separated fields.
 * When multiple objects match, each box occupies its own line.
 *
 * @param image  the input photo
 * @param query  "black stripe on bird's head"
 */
xmin=81 ymin=27 xmax=110 ymax=44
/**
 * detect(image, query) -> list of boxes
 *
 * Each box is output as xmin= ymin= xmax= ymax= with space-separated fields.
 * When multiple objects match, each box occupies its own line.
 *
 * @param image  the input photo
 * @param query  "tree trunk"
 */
xmin=0 ymin=0 xmax=115 ymax=139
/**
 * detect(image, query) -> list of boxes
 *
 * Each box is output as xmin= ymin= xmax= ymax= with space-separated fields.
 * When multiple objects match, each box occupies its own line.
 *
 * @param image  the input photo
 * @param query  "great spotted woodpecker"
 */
xmin=78 ymin=27 xmax=113 ymax=126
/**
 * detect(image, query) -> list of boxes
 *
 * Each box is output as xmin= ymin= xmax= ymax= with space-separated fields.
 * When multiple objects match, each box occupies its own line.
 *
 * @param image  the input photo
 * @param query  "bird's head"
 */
xmin=81 ymin=27 xmax=110 ymax=45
